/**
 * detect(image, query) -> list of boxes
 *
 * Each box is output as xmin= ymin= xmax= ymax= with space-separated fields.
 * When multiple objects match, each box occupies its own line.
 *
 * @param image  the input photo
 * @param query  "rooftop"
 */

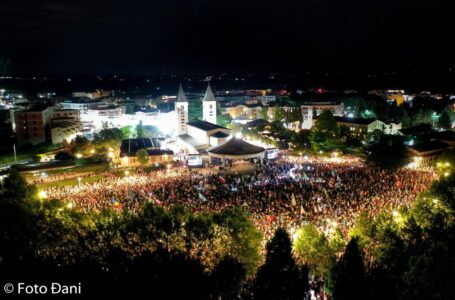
xmin=208 ymin=137 xmax=264 ymax=156
xmin=210 ymin=131 xmax=230 ymax=138
xmin=187 ymin=120 xmax=227 ymax=131
xmin=410 ymin=140 xmax=451 ymax=154
xmin=120 ymin=138 xmax=162 ymax=156
xmin=178 ymin=134 xmax=207 ymax=148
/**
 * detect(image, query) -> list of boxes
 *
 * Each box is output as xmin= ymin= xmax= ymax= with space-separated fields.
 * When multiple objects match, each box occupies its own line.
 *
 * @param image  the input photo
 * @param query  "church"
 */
xmin=175 ymin=84 xmax=231 ymax=154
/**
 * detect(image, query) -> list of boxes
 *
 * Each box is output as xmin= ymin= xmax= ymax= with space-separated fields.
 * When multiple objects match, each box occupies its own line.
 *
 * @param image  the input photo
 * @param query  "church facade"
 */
xmin=175 ymin=84 xmax=231 ymax=154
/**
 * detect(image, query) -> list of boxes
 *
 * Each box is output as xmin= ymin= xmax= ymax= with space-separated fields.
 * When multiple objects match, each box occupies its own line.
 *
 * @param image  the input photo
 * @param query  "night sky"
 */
xmin=1 ymin=0 xmax=454 ymax=74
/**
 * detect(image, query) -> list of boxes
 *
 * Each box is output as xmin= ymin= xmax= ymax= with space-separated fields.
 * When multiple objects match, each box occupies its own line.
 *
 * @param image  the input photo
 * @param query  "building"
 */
xmin=175 ymin=84 xmax=189 ymax=135
xmin=221 ymin=103 xmax=263 ymax=124
xmin=51 ymin=108 xmax=81 ymax=126
xmin=87 ymin=106 xmax=125 ymax=118
xmin=178 ymin=120 xmax=231 ymax=154
xmin=202 ymin=84 xmax=217 ymax=125
xmin=51 ymin=122 xmax=79 ymax=145
xmin=14 ymin=106 xmax=81 ymax=145
xmin=72 ymin=90 xmax=111 ymax=100
xmin=326 ymin=117 xmax=402 ymax=137
xmin=116 ymin=138 xmax=173 ymax=167
xmin=208 ymin=137 xmax=265 ymax=165
xmin=367 ymin=119 xmax=402 ymax=135
xmin=302 ymin=102 xmax=344 ymax=129
xmin=409 ymin=140 xmax=452 ymax=167
xmin=174 ymin=84 xmax=231 ymax=154
xmin=14 ymin=106 xmax=53 ymax=145
xmin=61 ymin=100 xmax=102 ymax=114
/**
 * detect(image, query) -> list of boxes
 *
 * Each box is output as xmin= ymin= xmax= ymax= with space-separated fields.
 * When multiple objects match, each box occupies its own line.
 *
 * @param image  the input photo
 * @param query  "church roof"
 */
xmin=176 ymin=84 xmax=188 ymax=102
xmin=210 ymin=131 xmax=230 ymax=138
xmin=203 ymin=84 xmax=217 ymax=102
xmin=187 ymin=120 xmax=227 ymax=131
xmin=208 ymin=137 xmax=265 ymax=156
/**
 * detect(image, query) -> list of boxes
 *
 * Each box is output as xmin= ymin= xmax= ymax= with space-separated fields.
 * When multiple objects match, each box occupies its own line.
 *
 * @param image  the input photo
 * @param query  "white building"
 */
xmin=51 ymin=122 xmax=79 ymax=145
xmin=61 ymin=100 xmax=101 ymax=114
xmin=301 ymin=102 xmax=344 ymax=129
xmin=202 ymin=84 xmax=217 ymax=125
xmin=175 ymin=84 xmax=230 ymax=154
xmin=175 ymin=84 xmax=189 ymax=135
xmin=178 ymin=120 xmax=231 ymax=154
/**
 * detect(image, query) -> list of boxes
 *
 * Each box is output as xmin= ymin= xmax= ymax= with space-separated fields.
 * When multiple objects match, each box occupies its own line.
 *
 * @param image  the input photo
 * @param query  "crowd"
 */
xmin=43 ymin=156 xmax=436 ymax=240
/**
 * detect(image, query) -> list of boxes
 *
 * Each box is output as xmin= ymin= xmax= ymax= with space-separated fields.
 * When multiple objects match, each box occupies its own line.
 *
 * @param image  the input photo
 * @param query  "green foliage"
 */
xmin=259 ymin=106 xmax=269 ymax=120
xmin=210 ymin=256 xmax=247 ymax=299
xmin=120 ymin=126 xmax=133 ymax=138
xmin=93 ymin=128 xmax=124 ymax=150
xmin=254 ymin=228 xmax=309 ymax=300
xmin=366 ymin=135 xmax=409 ymax=170
xmin=217 ymin=113 xmax=232 ymax=127
xmin=349 ymin=212 xmax=377 ymax=249
xmin=136 ymin=120 xmax=145 ymax=138
xmin=331 ymin=239 xmax=367 ymax=300
xmin=310 ymin=110 xmax=341 ymax=150
xmin=188 ymin=99 xmax=202 ymax=120
xmin=293 ymin=224 xmax=335 ymax=277
xmin=438 ymin=109 xmax=452 ymax=130
xmin=403 ymin=241 xmax=455 ymax=300
xmin=214 ymin=207 xmax=263 ymax=275
xmin=136 ymin=149 xmax=149 ymax=165
xmin=0 ymin=169 xmax=36 ymax=202
xmin=273 ymin=105 xmax=287 ymax=122
xmin=72 ymin=135 xmax=91 ymax=155
xmin=411 ymin=109 xmax=435 ymax=127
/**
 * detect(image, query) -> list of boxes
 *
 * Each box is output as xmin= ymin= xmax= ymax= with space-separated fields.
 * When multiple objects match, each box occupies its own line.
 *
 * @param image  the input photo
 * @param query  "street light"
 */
xmin=75 ymin=153 xmax=82 ymax=159
xmin=77 ymin=177 xmax=82 ymax=186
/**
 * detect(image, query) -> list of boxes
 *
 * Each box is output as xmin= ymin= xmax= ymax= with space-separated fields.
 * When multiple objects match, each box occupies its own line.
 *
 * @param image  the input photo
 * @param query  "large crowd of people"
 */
xmin=43 ymin=156 xmax=436 ymax=239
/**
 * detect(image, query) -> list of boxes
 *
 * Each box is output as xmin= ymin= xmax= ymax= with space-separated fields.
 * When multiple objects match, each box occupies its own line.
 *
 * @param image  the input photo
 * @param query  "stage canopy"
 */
xmin=208 ymin=137 xmax=265 ymax=160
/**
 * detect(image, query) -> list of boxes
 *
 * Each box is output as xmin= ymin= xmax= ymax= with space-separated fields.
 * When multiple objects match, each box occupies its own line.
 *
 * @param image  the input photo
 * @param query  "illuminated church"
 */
xmin=175 ymin=84 xmax=231 ymax=154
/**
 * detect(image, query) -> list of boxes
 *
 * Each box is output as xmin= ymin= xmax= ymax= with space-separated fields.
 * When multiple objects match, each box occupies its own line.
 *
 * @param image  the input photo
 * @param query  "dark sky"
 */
xmin=0 ymin=0 xmax=454 ymax=74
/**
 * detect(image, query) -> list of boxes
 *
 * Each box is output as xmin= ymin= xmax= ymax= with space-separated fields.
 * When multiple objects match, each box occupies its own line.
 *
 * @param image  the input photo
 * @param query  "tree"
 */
xmin=254 ymin=228 xmax=309 ymax=300
xmin=403 ymin=241 xmax=455 ymax=300
xmin=143 ymin=125 xmax=161 ymax=137
xmin=189 ymin=99 xmax=202 ymax=120
xmin=210 ymin=256 xmax=247 ymax=299
xmin=438 ymin=109 xmax=452 ymax=130
xmin=214 ymin=207 xmax=263 ymax=276
xmin=273 ymin=105 xmax=287 ymax=122
xmin=217 ymin=113 xmax=232 ymax=128
xmin=136 ymin=149 xmax=149 ymax=166
xmin=259 ymin=106 xmax=269 ymax=120
xmin=136 ymin=121 xmax=145 ymax=138
xmin=366 ymin=135 xmax=410 ymax=170
xmin=331 ymin=239 xmax=367 ymax=300
xmin=294 ymin=224 xmax=335 ymax=277
xmin=72 ymin=135 xmax=91 ymax=155
xmin=93 ymin=128 xmax=124 ymax=150
xmin=0 ymin=169 xmax=36 ymax=203
xmin=121 ymin=126 xmax=133 ymax=138
xmin=310 ymin=110 xmax=340 ymax=150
